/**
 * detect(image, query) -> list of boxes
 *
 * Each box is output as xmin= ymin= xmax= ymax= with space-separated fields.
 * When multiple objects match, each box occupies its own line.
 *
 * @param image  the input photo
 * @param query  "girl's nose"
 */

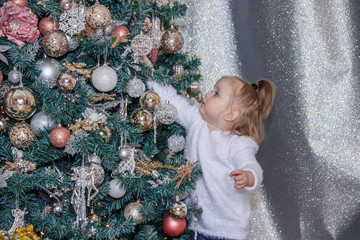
xmin=205 ymin=92 xmax=211 ymax=98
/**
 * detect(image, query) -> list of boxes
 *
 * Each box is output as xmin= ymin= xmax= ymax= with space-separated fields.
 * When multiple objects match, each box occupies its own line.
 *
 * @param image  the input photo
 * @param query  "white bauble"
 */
xmin=109 ymin=178 xmax=126 ymax=198
xmin=91 ymin=64 xmax=118 ymax=92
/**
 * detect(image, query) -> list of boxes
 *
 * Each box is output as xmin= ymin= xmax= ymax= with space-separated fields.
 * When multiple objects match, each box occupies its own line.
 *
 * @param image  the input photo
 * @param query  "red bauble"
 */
xmin=39 ymin=17 xmax=59 ymax=36
xmin=49 ymin=126 xmax=70 ymax=148
xmin=161 ymin=213 xmax=186 ymax=237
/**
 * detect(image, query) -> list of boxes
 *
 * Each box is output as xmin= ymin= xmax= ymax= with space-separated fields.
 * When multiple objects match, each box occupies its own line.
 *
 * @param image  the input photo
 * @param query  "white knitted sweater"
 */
xmin=148 ymin=81 xmax=263 ymax=240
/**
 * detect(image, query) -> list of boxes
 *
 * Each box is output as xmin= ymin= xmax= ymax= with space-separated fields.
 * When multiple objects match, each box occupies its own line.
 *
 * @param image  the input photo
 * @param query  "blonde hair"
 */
xmin=221 ymin=76 xmax=275 ymax=145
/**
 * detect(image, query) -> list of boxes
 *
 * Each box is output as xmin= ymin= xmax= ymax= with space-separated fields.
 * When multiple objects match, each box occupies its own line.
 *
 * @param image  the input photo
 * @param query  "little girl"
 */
xmin=147 ymin=76 xmax=275 ymax=240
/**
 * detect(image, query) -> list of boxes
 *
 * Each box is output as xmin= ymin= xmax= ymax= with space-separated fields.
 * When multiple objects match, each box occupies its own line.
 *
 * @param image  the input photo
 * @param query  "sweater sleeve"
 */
xmin=147 ymin=81 xmax=200 ymax=129
xmin=231 ymin=138 xmax=263 ymax=191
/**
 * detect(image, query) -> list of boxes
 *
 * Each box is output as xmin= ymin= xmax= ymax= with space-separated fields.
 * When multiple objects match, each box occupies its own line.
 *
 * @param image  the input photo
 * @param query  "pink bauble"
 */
xmin=39 ymin=17 xmax=59 ymax=35
xmin=49 ymin=126 xmax=70 ymax=148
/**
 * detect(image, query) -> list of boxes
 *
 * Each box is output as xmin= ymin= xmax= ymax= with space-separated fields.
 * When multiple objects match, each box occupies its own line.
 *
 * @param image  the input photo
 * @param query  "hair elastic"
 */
xmin=251 ymin=83 xmax=258 ymax=90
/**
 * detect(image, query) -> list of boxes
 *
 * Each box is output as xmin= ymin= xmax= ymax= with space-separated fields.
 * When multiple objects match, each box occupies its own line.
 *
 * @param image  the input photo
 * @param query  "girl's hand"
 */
xmin=229 ymin=170 xmax=255 ymax=189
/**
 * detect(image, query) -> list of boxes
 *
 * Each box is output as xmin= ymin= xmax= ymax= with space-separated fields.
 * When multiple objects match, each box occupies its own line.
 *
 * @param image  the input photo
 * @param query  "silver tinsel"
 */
xmin=126 ymin=76 xmax=145 ymax=98
xmin=167 ymin=135 xmax=185 ymax=152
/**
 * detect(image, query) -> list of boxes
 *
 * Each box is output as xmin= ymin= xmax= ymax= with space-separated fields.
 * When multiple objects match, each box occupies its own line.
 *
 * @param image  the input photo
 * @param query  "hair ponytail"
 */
xmin=255 ymin=79 xmax=275 ymax=120
xmin=226 ymin=76 xmax=275 ymax=145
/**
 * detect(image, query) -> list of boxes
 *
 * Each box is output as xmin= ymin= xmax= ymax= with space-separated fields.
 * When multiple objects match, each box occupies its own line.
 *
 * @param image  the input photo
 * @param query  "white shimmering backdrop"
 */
xmin=178 ymin=0 xmax=360 ymax=239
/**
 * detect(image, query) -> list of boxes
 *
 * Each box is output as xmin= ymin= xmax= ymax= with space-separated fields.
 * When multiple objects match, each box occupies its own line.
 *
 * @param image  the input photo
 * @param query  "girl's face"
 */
xmin=200 ymin=78 xmax=241 ymax=130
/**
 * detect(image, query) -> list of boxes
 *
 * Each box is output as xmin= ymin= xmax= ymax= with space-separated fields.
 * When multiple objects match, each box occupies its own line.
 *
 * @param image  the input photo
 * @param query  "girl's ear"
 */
xmin=224 ymin=108 xmax=240 ymax=121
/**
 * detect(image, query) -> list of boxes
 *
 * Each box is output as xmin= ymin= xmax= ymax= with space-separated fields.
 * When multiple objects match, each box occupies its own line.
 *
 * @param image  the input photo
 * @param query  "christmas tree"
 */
xmin=0 ymin=0 xmax=202 ymax=239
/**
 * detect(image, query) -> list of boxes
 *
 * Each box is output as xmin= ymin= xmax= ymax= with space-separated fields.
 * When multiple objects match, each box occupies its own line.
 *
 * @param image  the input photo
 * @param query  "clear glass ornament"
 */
xmin=154 ymin=100 xmax=177 ymax=124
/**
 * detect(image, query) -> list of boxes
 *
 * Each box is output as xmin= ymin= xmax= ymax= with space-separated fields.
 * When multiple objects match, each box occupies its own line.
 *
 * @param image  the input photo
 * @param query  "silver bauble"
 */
xmin=108 ymin=178 xmax=126 ymax=198
xmin=91 ymin=64 xmax=118 ymax=92
xmin=103 ymin=22 xmax=116 ymax=38
xmin=154 ymin=100 xmax=177 ymax=124
xmin=36 ymin=57 xmax=61 ymax=88
xmin=118 ymin=147 xmax=130 ymax=160
xmin=30 ymin=111 xmax=57 ymax=136
xmin=52 ymin=202 xmax=63 ymax=216
xmin=66 ymin=34 xmax=81 ymax=51
xmin=126 ymin=77 xmax=145 ymax=98
xmin=167 ymin=135 xmax=186 ymax=152
xmin=8 ymin=69 xmax=22 ymax=84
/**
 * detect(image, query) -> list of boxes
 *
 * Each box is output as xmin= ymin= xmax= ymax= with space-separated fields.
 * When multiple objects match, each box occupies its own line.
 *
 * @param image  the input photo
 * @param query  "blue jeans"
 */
xmin=191 ymin=231 xmax=228 ymax=240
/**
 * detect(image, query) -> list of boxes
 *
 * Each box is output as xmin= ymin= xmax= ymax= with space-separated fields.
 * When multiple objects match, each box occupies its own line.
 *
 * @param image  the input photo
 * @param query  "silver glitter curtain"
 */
xmin=181 ymin=0 xmax=360 ymax=239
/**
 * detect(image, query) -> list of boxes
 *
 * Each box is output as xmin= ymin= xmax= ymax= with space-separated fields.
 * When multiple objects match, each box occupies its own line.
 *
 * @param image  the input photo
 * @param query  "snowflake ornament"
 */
xmin=59 ymin=6 xmax=86 ymax=37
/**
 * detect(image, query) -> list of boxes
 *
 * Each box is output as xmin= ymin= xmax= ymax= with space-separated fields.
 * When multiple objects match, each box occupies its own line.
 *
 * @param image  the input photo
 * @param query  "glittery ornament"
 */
xmin=59 ymin=6 xmax=86 ymax=37
xmin=131 ymin=34 xmax=153 ymax=57
xmin=167 ymin=135 xmax=185 ymax=152
xmin=91 ymin=64 xmax=118 ymax=92
xmin=169 ymin=196 xmax=187 ymax=219
xmin=139 ymin=88 xmax=161 ymax=111
xmin=49 ymin=126 xmax=70 ymax=148
xmin=124 ymin=201 xmax=144 ymax=224
xmin=161 ymin=26 xmax=184 ymax=54
xmin=4 ymin=86 xmax=37 ymax=120
xmin=39 ymin=17 xmax=59 ymax=36
xmin=57 ymin=72 xmax=76 ymax=92
xmin=108 ymin=178 xmax=126 ymax=198
xmin=130 ymin=107 xmax=153 ymax=131
xmin=9 ymin=0 xmax=28 ymax=7
xmin=42 ymin=30 xmax=68 ymax=58
xmin=0 ymin=111 xmax=10 ymax=133
xmin=154 ymin=100 xmax=177 ymax=124
xmin=30 ymin=111 xmax=56 ymax=136
xmin=51 ymin=202 xmax=63 ymax=216
xmin=161 ymin=213 xmax=186 ymax=237
xmin=118 ymin=146 xmax=130 ymax=160
xmin=85 ymin=3 xmax=111 ymax=30
xmin=126 ymin=76 xmax=145 ymax=98
xmin=111 ymin=25 xmax=130 ymax=48
xmin=9 ymin=122 xmax=35 ymax=149
xmin=66 ymin=34 xmax=81 ymax=51
xmin=36 ymin=57 xmax=61 ymax=88
xmin=7 ymin=69 xmax=22 ymax=84
xmin=88 ymin=153 xmax=105 ymax=185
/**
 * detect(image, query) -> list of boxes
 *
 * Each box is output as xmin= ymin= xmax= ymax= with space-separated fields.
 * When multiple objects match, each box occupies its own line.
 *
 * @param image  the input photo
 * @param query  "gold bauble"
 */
xmin=42 ymin=30 xmax=68 ymax=58
xmin=130 ymin=107 xmax=153 ymax=131
xmin=124 ymin=202 xmax=144 ymax=224
xmin=4 ymin=86 xmax=37 ymax=120
xmin=9 ymin=122 xmax=36 ymax=149
xmin=161 ymin=26 xmax=184 ymax=54
xmin=85 ymin=3 xmax=111 ymax=30
xmin=139 ymin=89 xmax=161 ymax=111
